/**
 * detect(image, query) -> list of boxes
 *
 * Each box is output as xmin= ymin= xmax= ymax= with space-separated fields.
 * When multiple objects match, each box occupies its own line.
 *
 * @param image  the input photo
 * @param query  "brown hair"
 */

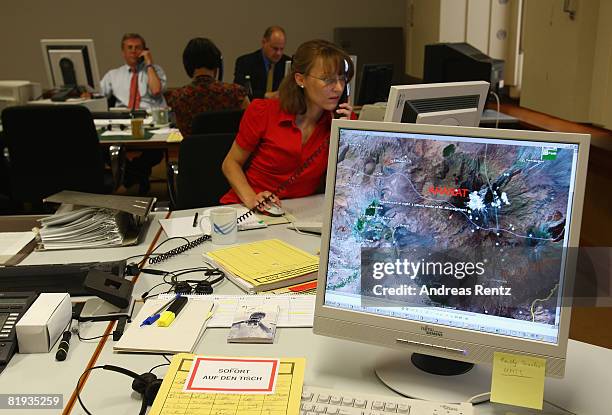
xmin=121 ymin=33 xmax=146 ymax=49
xmin=279 ymin=39 xmax=354 ymax=115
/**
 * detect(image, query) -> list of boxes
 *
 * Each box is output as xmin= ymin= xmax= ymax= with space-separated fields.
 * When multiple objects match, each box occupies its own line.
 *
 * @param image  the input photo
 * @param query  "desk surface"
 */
xmin=0 ymin=197 xmax=609 ymax=415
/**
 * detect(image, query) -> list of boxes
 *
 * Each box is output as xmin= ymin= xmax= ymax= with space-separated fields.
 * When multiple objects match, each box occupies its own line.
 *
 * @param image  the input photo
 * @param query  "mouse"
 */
xmin=262 ymin=203 xmax=285 ymax=217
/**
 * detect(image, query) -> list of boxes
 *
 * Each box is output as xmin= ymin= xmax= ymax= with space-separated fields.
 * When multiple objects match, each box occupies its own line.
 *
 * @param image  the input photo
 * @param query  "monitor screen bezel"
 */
xmin=40 ymin=39 xmax=101 ymax=92
xmin=384 ymin=81 xmax=490 ymax=124
xmin=314 ymin=119 xmax=590 ymax=373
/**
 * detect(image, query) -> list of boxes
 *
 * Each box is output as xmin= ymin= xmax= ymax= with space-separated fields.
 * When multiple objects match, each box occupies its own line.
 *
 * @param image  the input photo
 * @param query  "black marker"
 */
xmin=55 ymin=331 xmax=72 ymax=361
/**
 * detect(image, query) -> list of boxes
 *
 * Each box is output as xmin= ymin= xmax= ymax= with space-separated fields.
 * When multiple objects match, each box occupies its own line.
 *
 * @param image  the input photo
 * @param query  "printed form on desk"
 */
xmin=206 ymin=239 xmax=319 ymax=293
xmin=149 ymin=353 xmax=305 ymax=415
xmin=158 ymin=294 xmax=315 ymax=327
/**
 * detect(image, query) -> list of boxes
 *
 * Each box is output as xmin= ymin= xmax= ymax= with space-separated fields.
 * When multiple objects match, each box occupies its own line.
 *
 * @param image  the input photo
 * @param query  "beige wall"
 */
xmin=0 ymin=0 xmax=406 ymax=89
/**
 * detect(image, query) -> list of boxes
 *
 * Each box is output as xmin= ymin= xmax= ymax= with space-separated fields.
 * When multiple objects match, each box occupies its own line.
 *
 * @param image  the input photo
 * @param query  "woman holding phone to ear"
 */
xmin=221 ymin=39 xmax=355 ymax=210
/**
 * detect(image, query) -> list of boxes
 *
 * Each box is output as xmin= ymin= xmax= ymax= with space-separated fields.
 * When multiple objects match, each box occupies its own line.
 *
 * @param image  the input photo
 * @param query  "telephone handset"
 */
xmin=334 ymin=58 xmax=351 ymax=119
xmin=137 ymin=48 xmax=150 ymax=66
xmin=335 ymin=83 xmax=350 ymax=119
xmin=148 ymin=140 xmax=330 ymax=265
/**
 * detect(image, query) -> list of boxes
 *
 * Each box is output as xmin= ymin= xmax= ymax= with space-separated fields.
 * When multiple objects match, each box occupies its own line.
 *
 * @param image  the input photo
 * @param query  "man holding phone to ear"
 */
xmin=100 ymin=33 xmax=167 ymax=109
xmin=99 ymin=33 xmax=167 ymax=194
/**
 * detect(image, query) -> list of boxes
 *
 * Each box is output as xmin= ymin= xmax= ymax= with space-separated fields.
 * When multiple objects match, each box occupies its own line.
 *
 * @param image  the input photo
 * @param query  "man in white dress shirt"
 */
xmin=100 ymin=33 xmax=166 ymax=194
xmin=101 ymin=33 xmax=167 ymax=109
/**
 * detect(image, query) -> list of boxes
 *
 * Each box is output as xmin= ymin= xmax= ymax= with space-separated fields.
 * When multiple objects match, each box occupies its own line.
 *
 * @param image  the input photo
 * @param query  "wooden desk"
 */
xmin=493 ymin=102 xmax=612 ymax=152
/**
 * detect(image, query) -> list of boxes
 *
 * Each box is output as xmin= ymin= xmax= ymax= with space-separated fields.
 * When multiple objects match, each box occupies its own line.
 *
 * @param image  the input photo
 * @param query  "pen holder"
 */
xmin=209 ymin=207 xmax=237 ymax=245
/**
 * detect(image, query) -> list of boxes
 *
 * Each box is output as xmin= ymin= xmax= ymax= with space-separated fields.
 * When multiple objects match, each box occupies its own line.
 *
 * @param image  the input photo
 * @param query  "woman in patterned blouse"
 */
xmin=166 ymin=38 xmax=249 ymax=137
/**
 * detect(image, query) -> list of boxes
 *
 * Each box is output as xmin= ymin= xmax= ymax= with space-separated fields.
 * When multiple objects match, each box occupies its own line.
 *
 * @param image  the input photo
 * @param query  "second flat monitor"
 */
xmin=384 ymin=81 xmax=489 ymax=127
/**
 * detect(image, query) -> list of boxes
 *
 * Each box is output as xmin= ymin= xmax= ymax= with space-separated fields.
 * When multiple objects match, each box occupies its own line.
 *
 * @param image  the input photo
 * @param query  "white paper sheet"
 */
xmin=0 ymin=232 xmax=36 ymax=256
xmin=158 ymin=294 xmax=315 ymax=328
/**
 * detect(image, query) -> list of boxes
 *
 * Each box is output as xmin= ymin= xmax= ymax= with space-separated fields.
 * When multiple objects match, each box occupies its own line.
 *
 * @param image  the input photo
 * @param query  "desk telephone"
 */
xmin=49 ymin=85 xmax=86 ymax=102
xmin=0 ymin=292 xmax=37 ymax=368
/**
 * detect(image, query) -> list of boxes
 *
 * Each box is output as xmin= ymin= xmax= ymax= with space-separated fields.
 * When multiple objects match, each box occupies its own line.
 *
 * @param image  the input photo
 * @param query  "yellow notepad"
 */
xmin=207 ymin=239 xmax=319 ymax=293
xmin=149 ymin=354 xmax=305 ymax=415
xmin=166 ymin=131 xmax=184 ymax=142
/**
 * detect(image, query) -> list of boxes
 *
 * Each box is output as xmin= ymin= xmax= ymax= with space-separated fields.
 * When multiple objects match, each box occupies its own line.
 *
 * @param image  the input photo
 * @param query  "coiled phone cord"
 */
xmin=149 ymin=140 xmax=330 ymax=265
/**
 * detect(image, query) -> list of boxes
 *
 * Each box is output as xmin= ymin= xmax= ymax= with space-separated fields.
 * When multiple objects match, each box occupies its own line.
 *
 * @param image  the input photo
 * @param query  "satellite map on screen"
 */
xmin=326 ymin=129 xmax=577 ymax=325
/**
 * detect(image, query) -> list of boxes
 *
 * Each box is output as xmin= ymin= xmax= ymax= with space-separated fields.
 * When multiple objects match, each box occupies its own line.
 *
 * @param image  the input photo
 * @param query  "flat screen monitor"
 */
xmin=314 ymin=119 xmax=589 ymax=402
xmin=384 ymin=81 xmax=490 ymax=127
xmin=40 ymin=39 xmax=101 ymax=92
xmin=356 ymin=63 xmax=393 ymax=106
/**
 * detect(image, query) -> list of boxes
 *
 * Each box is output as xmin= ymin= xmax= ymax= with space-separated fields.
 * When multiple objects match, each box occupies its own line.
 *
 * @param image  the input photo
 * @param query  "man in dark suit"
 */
xmin=234 ymin=26 xmax=290 ymax=99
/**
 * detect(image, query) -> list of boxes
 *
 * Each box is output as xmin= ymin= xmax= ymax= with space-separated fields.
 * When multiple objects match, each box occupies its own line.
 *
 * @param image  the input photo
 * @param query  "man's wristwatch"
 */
xmin=145 ymin=64 xmax=155 ymax=70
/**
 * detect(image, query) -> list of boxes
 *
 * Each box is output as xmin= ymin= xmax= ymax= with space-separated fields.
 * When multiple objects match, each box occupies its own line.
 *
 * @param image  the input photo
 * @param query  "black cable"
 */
xmin=123 ymin=237 xmax=192 ymax=267
xmin=76 ymin=365 xmax=105 ymax=415
xmin=77 ymin=365 xmax=150 ymax=415
xmin=75 ymin=321 xmax=112 ymax=342
xmin=161 ymin=354 xmax=171 ymax=363
xmin=148 ymin=363 xmax=169 ymax=374
xmin=78 ymin=333 xmax=111 ymax=342
xmin=140 ymin=266 xmax=225 ymax=299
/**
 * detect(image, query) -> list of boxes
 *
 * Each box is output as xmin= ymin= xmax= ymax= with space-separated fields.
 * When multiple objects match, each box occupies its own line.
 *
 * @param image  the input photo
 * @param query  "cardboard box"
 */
xmin=15 ymin=293 xmax=71 ymax=353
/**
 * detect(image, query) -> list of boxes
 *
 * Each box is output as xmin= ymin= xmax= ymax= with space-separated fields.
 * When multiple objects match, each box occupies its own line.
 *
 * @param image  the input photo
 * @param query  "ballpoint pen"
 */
xmin=192 ymin=212 xmax=199 ymax=227
xmin=140 ymin=295 xmax=178 ymax=327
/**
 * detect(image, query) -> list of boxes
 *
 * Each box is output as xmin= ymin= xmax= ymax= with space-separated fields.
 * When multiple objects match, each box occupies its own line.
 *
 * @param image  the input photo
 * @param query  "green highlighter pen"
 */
xmin=157 ymin=296 xmax=188 ymax=327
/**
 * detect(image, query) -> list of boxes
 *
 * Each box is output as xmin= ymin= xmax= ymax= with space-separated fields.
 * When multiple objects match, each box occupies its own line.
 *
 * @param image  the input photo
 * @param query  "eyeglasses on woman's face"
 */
xmin=305 ymin=74 xmax=347 ymax=87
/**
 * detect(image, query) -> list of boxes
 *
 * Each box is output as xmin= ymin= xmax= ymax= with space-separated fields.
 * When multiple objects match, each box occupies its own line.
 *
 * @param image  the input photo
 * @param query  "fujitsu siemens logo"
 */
xmin=420 ymin=326 xmax=443 ymax=337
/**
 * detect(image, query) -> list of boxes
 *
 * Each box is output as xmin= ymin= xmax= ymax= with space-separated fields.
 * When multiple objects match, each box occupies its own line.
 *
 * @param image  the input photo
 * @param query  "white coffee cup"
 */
xmin=209 ymin=207 xmax=237 ymax=245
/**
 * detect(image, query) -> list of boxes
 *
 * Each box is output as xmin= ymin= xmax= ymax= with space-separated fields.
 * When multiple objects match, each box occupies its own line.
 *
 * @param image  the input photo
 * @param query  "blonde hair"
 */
xmin=278 ymin=40 xmax=354 ymax=115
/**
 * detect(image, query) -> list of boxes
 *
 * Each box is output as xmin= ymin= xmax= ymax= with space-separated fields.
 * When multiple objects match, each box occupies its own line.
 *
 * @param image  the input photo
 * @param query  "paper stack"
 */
xmin=35 ymin=191 xmax=155 ymax=250
xmin=206 ymin=239 xmax=319 ymax=293
xmin=38 ymin=208 xmax=125 ymax=249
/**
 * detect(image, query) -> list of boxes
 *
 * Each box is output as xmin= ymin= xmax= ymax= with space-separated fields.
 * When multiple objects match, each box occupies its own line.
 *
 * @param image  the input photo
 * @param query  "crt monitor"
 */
xmin=424 ymin=42 xmax=504 ymax=90
xmin=383 ymin=81 xmax=490 ymax=126
xmin=356 ymin=63 xmax=393 ymax=106
xmin=40 ymin=39 xmax=101 ymax=92
xmin=314 ymin=119 xmax=589 ymax=402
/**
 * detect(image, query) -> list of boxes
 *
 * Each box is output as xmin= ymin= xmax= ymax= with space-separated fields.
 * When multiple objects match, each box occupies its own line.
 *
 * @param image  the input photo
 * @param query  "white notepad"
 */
xmin=114 ymin=298 xmax=214 ymax=354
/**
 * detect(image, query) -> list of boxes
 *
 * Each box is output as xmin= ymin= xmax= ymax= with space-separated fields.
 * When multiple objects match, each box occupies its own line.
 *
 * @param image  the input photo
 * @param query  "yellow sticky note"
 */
xmin=490 ymin=352 xmax=546 ymax=410
xmin=166 ymin=131 xmax=183 ymax=142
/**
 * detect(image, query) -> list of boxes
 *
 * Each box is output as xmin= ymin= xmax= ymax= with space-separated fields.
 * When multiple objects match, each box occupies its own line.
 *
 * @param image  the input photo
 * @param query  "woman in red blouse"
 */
xmin=221 ymin=39 xmax=354 ymax=210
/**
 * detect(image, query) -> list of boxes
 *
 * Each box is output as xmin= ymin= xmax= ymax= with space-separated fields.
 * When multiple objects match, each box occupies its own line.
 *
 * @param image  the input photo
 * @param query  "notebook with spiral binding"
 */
xmin=35 ymin=191 xmax=155 ymax=250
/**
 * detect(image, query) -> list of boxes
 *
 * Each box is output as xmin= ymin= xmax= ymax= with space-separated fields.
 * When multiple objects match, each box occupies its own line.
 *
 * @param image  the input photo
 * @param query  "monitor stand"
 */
xmin=375 ymin=351 xmax=492 ymax=403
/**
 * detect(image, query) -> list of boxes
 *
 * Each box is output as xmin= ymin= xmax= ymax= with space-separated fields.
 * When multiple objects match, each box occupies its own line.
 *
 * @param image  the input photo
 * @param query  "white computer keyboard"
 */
xmin=301 ymin=385 xmax=474 ymax=415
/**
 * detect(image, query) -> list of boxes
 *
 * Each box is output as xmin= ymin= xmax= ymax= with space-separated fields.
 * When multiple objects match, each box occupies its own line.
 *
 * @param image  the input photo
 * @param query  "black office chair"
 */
xmin=1 ymin=105 xmax=115 ymax=210
xmin=191 ymin=109 xmax=244 ymax=135
xmin=168 ymin=133 xmax=235 ymax=210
